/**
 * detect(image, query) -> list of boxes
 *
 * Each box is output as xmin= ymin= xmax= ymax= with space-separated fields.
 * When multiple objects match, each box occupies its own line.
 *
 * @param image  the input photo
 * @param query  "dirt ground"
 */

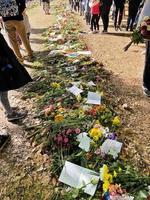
xmin=76 ymin=14 xmax=150 ymax=172
xmin=0 ymin=5 xmax=56 ymax=199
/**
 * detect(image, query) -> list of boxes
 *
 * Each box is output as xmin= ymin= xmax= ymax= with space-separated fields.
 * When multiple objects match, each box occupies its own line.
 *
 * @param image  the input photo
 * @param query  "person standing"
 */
xmin=41 ymin=0 xmax=50 ymax=15
xmin=0 ymin=33 xmax=32 ymax=121
xmin=143 ymin=41 xmax=150 ymax=96
xmin=126 ymin=0 xmax=142 ymax=31
xmin=90 ymin=0 xmax=100 ymax=33
xmin=114 ymin=0 xmax=125 ymax=31
xmin=101 ymin=0 xmax=112 ymax=33
xmin=0 ymin=0 xmax=34 ymax=64
xmin=85 ymin=0 xmax=91 ymax=25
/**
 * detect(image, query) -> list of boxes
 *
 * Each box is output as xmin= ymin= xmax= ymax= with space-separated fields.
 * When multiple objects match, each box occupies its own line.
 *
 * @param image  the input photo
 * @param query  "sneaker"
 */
xmin=24 ymin=54 xmax=35 ymax=62
xmin=0 ymin=134 xmax=10 ymax=151
xmin=143 ymin=86 xmax=150 ymax=97
xmin=7 ymin=111 xmax=27 ymax=122
xmin=101 ymin=30 xmax=108 ymax=34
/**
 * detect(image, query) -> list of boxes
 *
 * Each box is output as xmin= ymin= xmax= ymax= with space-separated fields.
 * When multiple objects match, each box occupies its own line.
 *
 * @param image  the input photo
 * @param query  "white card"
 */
xmin=87 ymin=81 xmax=96 ymax=87
xmin=86 ymin=92 xmax=101 ymax=105
xmin=65 ymin=66 xmax=77 ymax=72
xmin=77 ymin=51 xmax=92 ymax=56
xmin=101 ymin=139 xmax=122 ymax=159
xmin=77 ymin=132 xmax=91 ymax=152
xmin=59 ymin=161 xmax=99 ymax=196
xmin=67 ymin=85 xmax=83 ymax=96
xmin=66 ymin=52 xmax=79 ymax=58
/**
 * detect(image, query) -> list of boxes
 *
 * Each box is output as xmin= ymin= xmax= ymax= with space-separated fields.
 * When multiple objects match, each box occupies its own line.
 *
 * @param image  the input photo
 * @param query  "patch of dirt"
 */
xmin=0 ymin=4 xmax=56 ymax=199
xmin=75 ymin=14 xmax=150 ymax=173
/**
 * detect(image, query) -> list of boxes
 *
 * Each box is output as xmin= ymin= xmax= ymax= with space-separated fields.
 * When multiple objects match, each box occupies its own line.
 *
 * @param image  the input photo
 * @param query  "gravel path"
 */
xmin=0 ymin=5 xmax=55 ymax=199
xmin=76 ymin=14 xmax=150 ymax=173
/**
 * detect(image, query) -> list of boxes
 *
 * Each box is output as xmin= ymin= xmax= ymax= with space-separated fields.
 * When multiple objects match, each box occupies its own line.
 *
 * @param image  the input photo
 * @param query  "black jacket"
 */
xmin=0 ymin=33 xmax=32 ymax=91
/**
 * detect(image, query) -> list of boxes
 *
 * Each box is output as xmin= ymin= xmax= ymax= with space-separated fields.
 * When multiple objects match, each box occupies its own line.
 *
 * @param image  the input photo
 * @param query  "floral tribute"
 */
xmin=25 ymin=4 xmax=150 ymax=200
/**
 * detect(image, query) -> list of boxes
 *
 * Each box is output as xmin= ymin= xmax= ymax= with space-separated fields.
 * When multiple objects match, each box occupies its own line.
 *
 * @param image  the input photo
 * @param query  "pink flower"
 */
xmin=75 ymin=128 xmax=81 ymax=134
xmin=95 ymin=148 xmax=101 ymax=155
xmin=63 ymin=137 xmax=69 ymax=144
xmin=56 ymin=135 xmax=63 ymax=143
xmin=66 ymin=129 xmax=73 ymax=135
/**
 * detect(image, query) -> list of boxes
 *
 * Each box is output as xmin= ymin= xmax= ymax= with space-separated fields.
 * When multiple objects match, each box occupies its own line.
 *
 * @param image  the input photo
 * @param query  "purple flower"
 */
xmin=108 ymin=133 xmax=116 ymax=140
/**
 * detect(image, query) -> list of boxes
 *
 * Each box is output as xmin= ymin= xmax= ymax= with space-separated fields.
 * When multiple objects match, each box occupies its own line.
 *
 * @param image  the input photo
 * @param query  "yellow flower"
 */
xmin=113 ymin=170 xmax=117 ymax=178
xmin=103 ymin=180 xmax=110 ymax=193
xmin=112 ymin=116 xmax=121 ymax=126
xmin=54 ymin=114 xmax=64 ymax=122
xmin=118 ymin=167 xmax=122 ymax=172
xmin=51 ymin=82 xmax=60 ymax=89
xmin=89 ymin=128 xmax=102 ymax=138
xmin=76 ymin=94 xmax=81 ymax=102
xmin=93 ymin=135 xmax=99 ymax=141
xmin=103 ymin=164 xmax=109 ymax=174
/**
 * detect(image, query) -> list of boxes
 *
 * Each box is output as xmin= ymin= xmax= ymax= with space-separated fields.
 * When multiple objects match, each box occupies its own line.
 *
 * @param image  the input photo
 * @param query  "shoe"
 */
xmin=7 ymin=111 xmax=27 ymax=122
xmin=143 ymin=86 xmax=150 ymax=97
xmin=102 ymin=30 xmax=108 ymax=34
xmin=4 ymin=106 xmax=19 ymax=115
xmin=24 ymin=54 xmax=35 ymax=62
xmin=0 ymin=134 xmax=10 ymax=151
xmin=93 ymin=30 xmax=97 ymax=34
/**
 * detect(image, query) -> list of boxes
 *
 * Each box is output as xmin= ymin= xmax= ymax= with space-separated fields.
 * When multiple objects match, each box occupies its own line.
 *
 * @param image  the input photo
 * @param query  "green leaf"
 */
xmin=71 ymin=188 xmax=80 ymax=198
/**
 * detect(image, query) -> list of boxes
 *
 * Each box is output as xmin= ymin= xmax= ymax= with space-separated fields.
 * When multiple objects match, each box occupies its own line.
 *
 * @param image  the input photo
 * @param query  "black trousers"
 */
xmin=91 ymin=14 xmax=100 ymax=31
xmin=143 ymin=41 xmax=150 ymax=90
xmin=114 ymin=4 xmax=124 ymax=28
xmin=126 ymin=15 xmax=136 ymax=31
xmin=101 ymin=9 xmax=111 ymax=31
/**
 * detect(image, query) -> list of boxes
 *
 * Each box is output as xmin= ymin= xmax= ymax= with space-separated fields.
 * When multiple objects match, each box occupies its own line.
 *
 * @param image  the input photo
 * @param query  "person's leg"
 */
xmin=118 ymin=5 xmax=124 ymax=27
xmin=126 ymin=15 xmax=131 ymax=31
xmin=0 ymin=91 xmax=27 ymax=121
xmin=143 ymin=41 xmax=150 ymax=95
xmin=91 ymin=15 xmax=94 ymax=31
xmin=114 ymin=6 xmax=119 ymax=29
xmin=15 ymin=20 xmax=33 ymax=57
xmin=130 ymin=16 xmax=136 ymax=31
xmin=0 ymin=91 xmax=13 ymax=115
xmin=95 ymin=14 xmax=100 ymax=31
xmin=93 ymin=15 xmax=97 ymax=31
xmin=4 ymin=21 xmax=24 ymax=64
xmin=101 ymin=12 xmax=107 ymax=31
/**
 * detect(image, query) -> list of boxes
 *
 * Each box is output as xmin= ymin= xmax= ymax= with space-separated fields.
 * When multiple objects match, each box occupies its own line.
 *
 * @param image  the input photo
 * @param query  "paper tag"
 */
xmin=59 ymin=161 xmax=99 ymax=196
xmin=101 ymin=139 xmax=122 ymax=159
xmin=67 ymin=85 xmax=83 ymax=96
xmin=77 ymin=132 xmax=91 ymax=152
xmin=86 ymin=92 xmax=101 ymax=105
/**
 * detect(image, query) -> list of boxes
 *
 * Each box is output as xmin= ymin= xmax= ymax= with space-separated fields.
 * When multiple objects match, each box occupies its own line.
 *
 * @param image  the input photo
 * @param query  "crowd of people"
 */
xmin=69 ymin=0 xmax=144 ymax=33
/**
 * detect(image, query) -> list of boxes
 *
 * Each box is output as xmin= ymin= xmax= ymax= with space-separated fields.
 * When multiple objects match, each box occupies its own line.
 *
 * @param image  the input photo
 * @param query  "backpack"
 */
xmin=0 ymin=0 xmax=19 ymax=17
